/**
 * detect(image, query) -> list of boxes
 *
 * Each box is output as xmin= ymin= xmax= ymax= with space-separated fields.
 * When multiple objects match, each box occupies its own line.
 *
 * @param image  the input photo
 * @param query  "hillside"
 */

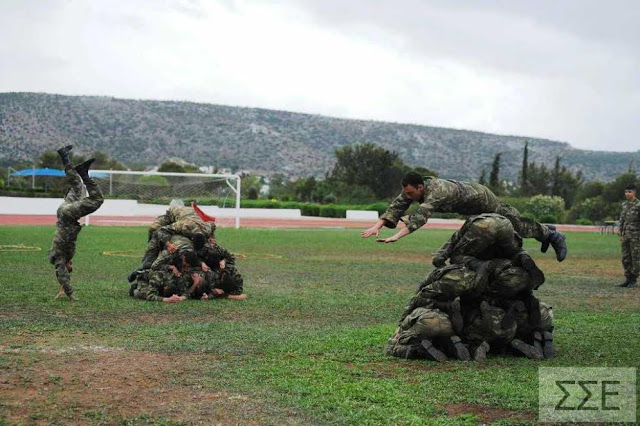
xmin=1 ymin=92 xmax=637 ymax=181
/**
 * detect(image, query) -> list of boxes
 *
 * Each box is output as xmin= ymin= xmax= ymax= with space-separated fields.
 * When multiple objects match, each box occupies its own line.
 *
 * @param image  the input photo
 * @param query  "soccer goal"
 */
xmin=87 ymin=170 xmax=241 ymax=228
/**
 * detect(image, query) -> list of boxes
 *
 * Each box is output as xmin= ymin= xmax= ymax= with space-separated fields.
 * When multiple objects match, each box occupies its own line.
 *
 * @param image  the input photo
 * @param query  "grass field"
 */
xmin=1 ymin=225 xmax=639 ymax=425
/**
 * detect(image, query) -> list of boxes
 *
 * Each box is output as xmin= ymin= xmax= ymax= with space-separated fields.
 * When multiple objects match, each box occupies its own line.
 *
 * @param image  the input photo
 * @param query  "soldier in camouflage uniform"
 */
xmin=131 ymin=269 xmax=188 ymax=303
xmin=198 ymin=239 xmax=246 ymax=299
xmin=617 ymin=184 xmax=640 ymax=287
xmin=48 ymin=145 xmax=104 ymax=301
xmin=385 ymin=307 xmax=455 ymax=361
xmin=363 ymin=171 xmax=567 ymax=262
xmin=128 ymin=203 xmax=215 ymax=281
xmin=432 ymin=213 xmax=545 ymax=290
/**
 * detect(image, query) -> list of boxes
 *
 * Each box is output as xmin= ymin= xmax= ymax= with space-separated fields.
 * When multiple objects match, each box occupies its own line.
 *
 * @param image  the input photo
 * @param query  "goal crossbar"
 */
xmin=86 ymin=170 xmax=241 ymax=228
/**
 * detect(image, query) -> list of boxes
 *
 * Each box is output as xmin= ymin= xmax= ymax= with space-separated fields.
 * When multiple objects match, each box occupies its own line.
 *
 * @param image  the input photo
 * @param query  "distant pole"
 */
xmin=235 ymin=177 xmax=241 ymax=229
xmin=109 ymin=169 xmax=113 ymax=196
xmin=32 ymin=165 xmax=35 ymax=189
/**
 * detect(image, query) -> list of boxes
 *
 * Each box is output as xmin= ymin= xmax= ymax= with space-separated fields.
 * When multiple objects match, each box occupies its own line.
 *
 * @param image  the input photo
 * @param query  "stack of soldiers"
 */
xmin=127 ymin=202 xmax=245 ymax=303
xmin=386 ymin=213 xmax=554 ymax=361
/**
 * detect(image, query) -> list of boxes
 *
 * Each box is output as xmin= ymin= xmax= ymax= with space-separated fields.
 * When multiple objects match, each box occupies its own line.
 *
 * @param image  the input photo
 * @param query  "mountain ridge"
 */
xmin=1 ymin=92 xmax=637 ymax=181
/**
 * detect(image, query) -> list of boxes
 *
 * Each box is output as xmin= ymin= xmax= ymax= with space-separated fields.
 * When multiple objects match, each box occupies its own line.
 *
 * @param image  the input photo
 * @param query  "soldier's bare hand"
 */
xmin=201 ymin=262 xmax=210 ymax=272
xmin=163 ymin=294 xmax=183 ymax=303
xmin=228 ymin=294 xmax=247 ymax=300
xmin=166 ymin=241 xmax=177 ymax=253
xmin=219 ymin=259 xmax=226 ymax=269
xmin=54 ymin=287 xmax=66 ymax=299
xmin=361 ymin=226 xmax=380 ymax=238
xmin=211 ymin=288 xmax=225 ymax=296
xmin=376 ymin=237 xmax=397 ymax=243
xmin=201 ymin=293 xmax=209 ymax=300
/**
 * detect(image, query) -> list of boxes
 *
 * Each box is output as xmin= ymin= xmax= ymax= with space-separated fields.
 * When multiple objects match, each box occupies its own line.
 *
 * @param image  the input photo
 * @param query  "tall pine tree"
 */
xmin=489 ymin=153 xmax=502 ymax=193
xmin=520 ymin=142 xmax=529 ymax=195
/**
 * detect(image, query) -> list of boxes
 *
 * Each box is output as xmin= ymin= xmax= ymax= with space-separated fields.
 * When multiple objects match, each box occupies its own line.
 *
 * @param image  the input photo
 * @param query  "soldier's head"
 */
xmin=192 ymin=233 xmax=206 ymax=250
xmin=401 ymin=171 xmax=425 ymax=201
xmin=624 ymin=184 xmax=636 ymax=201
xmin=182 ymin=251 xmax=201 ymax=269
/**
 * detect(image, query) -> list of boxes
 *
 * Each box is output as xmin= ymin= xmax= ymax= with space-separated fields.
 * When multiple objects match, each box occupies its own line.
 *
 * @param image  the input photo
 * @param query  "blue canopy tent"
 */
xmin=9 ymin=167 xmax=108 ymax=188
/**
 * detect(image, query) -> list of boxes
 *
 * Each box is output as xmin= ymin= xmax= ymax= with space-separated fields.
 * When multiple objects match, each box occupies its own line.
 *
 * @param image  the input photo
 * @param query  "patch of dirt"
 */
xmin=0 ymin=346 xmax=301 ymax=425
xmin=445 ymin=403 xmax=535 ymax=423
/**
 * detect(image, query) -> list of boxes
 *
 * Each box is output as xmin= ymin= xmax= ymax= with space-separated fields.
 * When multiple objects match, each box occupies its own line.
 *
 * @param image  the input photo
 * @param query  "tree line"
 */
xmin=2 ymin=143 xmax=637 ymax=225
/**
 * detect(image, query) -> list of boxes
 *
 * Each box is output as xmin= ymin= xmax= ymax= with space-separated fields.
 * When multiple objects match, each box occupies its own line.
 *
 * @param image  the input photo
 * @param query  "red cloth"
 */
xmin=192 ymin=202 xmax=216 ymax=222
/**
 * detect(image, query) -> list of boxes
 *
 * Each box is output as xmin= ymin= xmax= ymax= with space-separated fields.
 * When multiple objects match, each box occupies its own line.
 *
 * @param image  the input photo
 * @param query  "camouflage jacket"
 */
xmin=49 ymin=220 xmax=82 ymax=261
xmin=380 ymin=177 xmax=499 ymax=233
xmin=197 ymin=242 xmax=235 ymax=269
xmin=133 ymin=270 xmax=187 ymax=302
xmin=150 ymin=235 xmax=194 ymax=271
xmin=620 ymin=198 xmax=640 ymax=238
xmin=435 ymin=213 xmax=522 ymax=261
xmin=155 ymin=218 xmax=214 ymax=245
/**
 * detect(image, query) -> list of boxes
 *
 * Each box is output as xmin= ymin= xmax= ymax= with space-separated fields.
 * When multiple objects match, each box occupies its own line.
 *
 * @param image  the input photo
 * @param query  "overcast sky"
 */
xmin=1 ymin=0 xmax=638 ymax=152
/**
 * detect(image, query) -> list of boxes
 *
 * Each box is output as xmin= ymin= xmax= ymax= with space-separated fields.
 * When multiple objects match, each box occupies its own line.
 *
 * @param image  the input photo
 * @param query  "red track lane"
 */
xmin=0 ymin=214 xmax=600 ymax=232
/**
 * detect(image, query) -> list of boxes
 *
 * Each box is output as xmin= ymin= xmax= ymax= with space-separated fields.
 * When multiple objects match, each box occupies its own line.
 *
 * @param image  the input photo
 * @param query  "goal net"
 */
xmin=88 ymin=170 xmax=241 ymax=228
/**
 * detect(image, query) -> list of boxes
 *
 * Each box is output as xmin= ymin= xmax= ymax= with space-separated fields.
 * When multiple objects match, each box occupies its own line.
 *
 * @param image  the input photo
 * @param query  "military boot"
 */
xmin=515 ymin=251 xmax=545 ymax=289
xmin=541 ymin=226 xmax=567 ymax=262
xmin=57 ymin=144 xmax=73 ymax=167
xmin=525 ymin=295 xmax=541 ymax=329
xmin=127 ymin=269 xmax=140 ymax=283
xmin=74 ymin=158 xmax=95 ymax=181
xmin=420 ymin=339 xmax=448 ymax=362
xmin=473 ymin=341 xmax=490 ymax=362
xmin=533 ymin=331 xmax=543 ymax=354
xmin=510 ymin=339 xmax=543 ymax=360
xmin=447 ymin=335 xmax=471 ymax=361
xmin=540 ymin=224 xmax=556 ymax=253
xmin=501 ymin=301 xmax=522 ymax=330
xmin=467 ymin=259 xmax=495 ymax=293
xmin=616 ymin=279 xmax=632 ymax=287
xmin=542 ymin=331 xmax=555 ymax=359
xmin=433 ymin=297 xmax=464 ymax=334
xmin=549 ymin=231 xmax=567 ymax=262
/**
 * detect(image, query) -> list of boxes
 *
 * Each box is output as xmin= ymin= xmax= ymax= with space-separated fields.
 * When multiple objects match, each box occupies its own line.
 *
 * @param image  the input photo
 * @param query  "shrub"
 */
xmin=524 ymin=195 xmax=565 ymax=223
xmin=137 ymin=175 xmax=169 ymax=187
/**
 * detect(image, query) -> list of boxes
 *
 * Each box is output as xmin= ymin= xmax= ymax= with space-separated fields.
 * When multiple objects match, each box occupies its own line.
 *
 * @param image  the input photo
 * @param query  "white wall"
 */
xmin=0 ymin=197 xmax=301 ymax=219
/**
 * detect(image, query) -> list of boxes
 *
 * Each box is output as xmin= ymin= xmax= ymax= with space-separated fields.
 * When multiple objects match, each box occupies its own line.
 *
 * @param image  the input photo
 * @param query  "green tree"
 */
xmin=158 ymin=161 xmax=186 ymax=173
xmin=489 ymin=153 xmax=502 ymax=194
xmin=38 ymin=150 xmax=59 ymax=168
xmin=478 ymin=169 xmax=486 ymax=185
xmin=601 ymin=172 xmax=638 ymax=204
xmin=90 ymin=151 xmax=126 ymax=170
xmin=137 ymin=175 xmax=169 ymax=186
xmin=524 ymin=195 xmax=565 ymax=223
xmin=527 ymin=162 xmax=551 ymax=195
xmin=330 ymin=143 xmax=406 ymax=200
xmin=520 ymin=142 xmax=529 ymax=195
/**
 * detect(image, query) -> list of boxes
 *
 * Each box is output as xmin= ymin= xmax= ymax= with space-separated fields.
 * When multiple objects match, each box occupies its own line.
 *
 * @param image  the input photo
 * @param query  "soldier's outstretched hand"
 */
xmin=376 ymin=236 xmax=398 ymax=244
xmin=362 ymin=226 xmax=380 ymax=238
xmin=163 ymin=294 xmax=185 ymax=303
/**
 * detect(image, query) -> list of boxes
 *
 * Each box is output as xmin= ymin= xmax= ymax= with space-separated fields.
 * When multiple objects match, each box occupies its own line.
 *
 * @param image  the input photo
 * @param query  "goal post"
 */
xmin=86 ymin=170 xmax=241 ymax=228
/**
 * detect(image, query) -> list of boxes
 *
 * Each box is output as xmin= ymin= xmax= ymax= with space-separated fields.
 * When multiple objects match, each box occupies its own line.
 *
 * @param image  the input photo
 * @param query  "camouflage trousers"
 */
xmin=447 ymin=214 xmax=522 ymax=264
xmin=494 ymin=201 xmax=551 ymax=243
xmin=385 ymin=307 xmax=454 ymax=358
xmin=51 ymin=167 xmax=104 ymax=295
xmin=621 ymin=236 xmax=640 ymax=282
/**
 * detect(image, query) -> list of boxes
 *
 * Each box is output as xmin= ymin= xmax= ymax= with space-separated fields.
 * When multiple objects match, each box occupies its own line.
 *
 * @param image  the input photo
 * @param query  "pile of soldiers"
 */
xmin=127 ymin=202 xmax=245 ymax=303
xmin=386 ymin=213 xmax=554 ymax=361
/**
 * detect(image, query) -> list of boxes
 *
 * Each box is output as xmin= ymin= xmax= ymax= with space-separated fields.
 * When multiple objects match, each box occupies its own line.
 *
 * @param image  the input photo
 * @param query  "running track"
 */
xmin=0 ymin=214 xmax=599 ymax=232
